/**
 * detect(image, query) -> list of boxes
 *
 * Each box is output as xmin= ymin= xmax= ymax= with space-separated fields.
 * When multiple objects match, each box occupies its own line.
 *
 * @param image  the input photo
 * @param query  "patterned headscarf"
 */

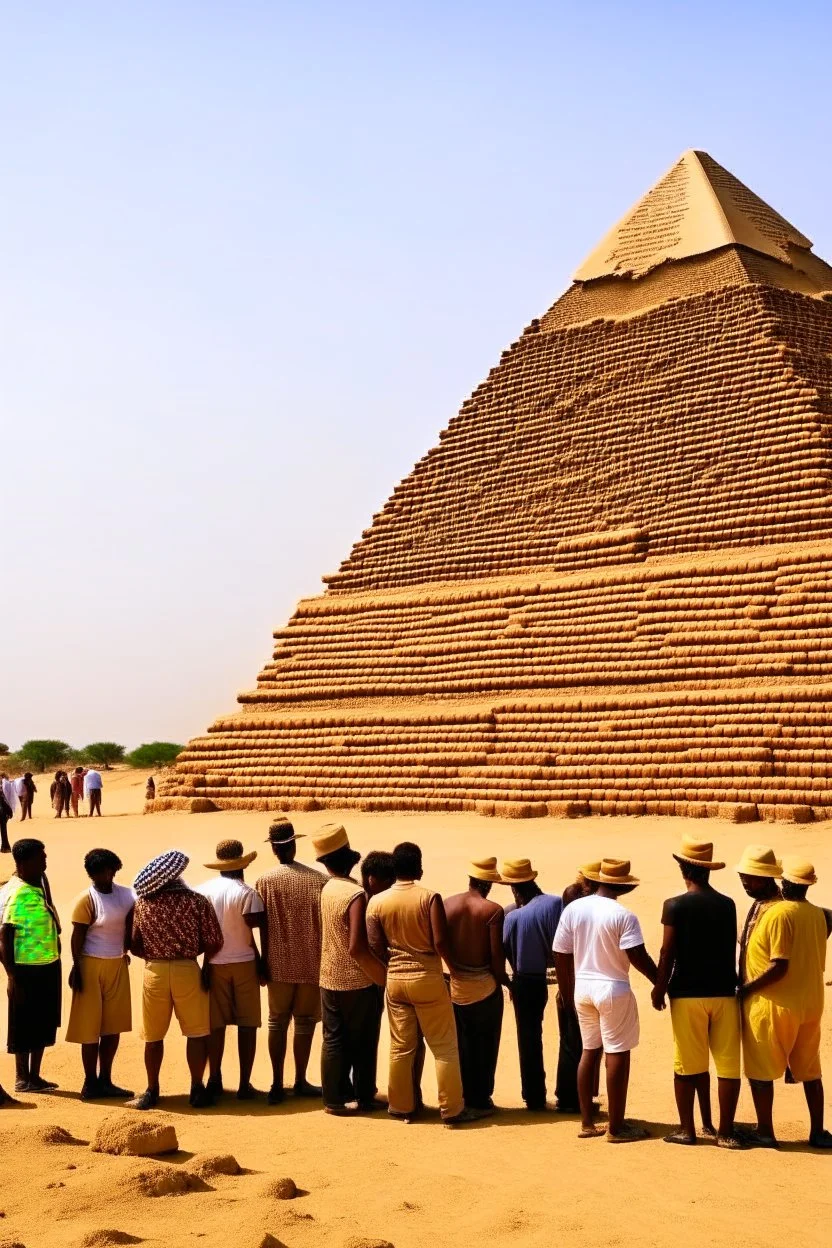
xmin=133 ymin=849 xmax=189 ymax=899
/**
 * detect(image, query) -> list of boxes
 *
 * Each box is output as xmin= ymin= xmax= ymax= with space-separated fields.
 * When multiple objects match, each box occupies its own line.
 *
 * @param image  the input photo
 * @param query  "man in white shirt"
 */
xmin=84 ymin=769 xmax=103 ymax=817
xmin=198 ymin=838 xmax=265 ymax=1100
xmin=553 ymin=858 xmax=658 ymax=1143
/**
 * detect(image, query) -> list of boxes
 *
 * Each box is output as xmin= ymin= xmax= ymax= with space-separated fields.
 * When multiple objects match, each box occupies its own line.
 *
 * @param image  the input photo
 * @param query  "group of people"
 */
xmin=0 ymin=820 xmax=830 ymax=1148
xmin=0 ymin=769 xmax=104 ymax=843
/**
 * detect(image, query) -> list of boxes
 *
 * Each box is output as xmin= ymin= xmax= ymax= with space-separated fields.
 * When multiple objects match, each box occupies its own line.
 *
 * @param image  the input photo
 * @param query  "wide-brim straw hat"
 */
xmin=782 ymin=857 xmax=818 ymax=886
xmin=734 ymin=844 xmax=783 ymax=878
xmin=500 ymin=858 xmax=538 ymax=885
xmin=598 ymin=858 xmax=639 ymax=886
xmin=470 ymin=856 xmax=502 ymax=884
xmin=134 ymin=849 xmax=189 ymax=898
xmin=673 ymin=837 xmax=725 ymax=871
xmin=578 ymin=861 xmax=603 ymax=883
xmin=312 ymin=822 xmax=350 ymax=859
xmin=265 ymin=815 xmax=305 ymax=844
xmin=204 ymin=838 xmax=257 ymax=872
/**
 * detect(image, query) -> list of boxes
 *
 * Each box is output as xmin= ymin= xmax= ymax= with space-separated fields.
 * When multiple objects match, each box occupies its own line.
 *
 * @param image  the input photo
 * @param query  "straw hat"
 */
xmin=782 ymin=857 xmax=818 ymax=886
xmin=204 ymin=838 xmax=257 ymax=872
xmin=598 ymin=858 xmax=639 ymax=886
xmin=470 ymin=856 xmax=502 ymax=883
xmin=134 ymin=849 xmax=189 ymax=899
xmin=312 ymin=823 xmax=350 ymax=859
xmin=734 ymin=844 xmax=783 ymax=878
xmin=578 ymin=861 xmax=603 ymax=883
xmin=265 ymin=816 xmax=304 ymax=844
xmin=672 ymin=837 xmax=725 ymax=871
xmin=500 ymin=858 xmax=538 ymax=885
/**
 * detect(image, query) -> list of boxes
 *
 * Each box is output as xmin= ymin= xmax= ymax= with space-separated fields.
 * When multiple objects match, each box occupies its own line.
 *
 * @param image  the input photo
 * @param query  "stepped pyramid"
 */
xmin=156 ymin=150 xmax=832 ymax=823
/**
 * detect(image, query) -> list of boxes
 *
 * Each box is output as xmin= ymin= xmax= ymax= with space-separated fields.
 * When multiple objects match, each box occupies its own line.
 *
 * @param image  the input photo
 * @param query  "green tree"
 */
xmin=19 ymin=739 xmax=70 ymax=772
xmin=126 ymin=742 xmax=183 ymax=768
xmin=82 ymin=742 xmax=126 ymax=770
xmin=0 ymin=744 xmax=8 ymax=756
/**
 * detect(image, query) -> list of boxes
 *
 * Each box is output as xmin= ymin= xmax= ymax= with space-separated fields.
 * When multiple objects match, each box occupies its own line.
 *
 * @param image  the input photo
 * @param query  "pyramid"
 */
xmin=156 ymin=151 xmax=832 ymax=823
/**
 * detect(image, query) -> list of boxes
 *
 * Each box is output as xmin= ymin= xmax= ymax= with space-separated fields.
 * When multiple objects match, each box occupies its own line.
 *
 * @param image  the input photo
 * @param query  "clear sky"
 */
xmin=4 ymin=1 xmax=832 ymax=751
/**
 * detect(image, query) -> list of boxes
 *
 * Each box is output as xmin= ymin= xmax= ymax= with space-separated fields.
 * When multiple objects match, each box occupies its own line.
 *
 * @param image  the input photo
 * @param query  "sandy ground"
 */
xmin=2 ymin=769 xmax=832 ymax=1248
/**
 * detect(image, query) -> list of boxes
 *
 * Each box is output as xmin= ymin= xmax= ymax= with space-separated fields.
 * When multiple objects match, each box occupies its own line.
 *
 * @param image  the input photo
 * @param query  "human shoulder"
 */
xmin=71 ymin=887 xmax=96 ymax=925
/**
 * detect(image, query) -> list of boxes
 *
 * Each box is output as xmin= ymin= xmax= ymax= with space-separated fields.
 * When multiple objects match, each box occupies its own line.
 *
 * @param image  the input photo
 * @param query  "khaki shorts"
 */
xmin=142 ymin=959 xmax=210 ymax=1042
xmin=209 ymin=961 xmax=262 ymax=1029
xmin=267 ymin=981 xmax=321 ymax=1036
xmin=66 ymin=955 xmax=132 ymax=1045
xmin=670 ymin=996 xmax=741 ymax=1079
xmin=742 ymin=997 xmax=822 ymax=1083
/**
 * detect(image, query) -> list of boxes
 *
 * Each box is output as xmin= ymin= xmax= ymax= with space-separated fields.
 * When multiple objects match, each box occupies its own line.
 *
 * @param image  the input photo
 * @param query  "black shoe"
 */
xmin=25 ymin=1077 xmax=58 ymax=1092
xmin=127 ymin=1088 xmax=159 ymax=1111
xmin=293 ymin=1080 xmax=322 ymax=1098
xmin=97 ymin=1081 xmax=134 ymax=1099
xmin=189 ymin=1084 xmax=214 ymax=1109
xmin=267 ymin=1084 xmax=286 ymax=1105
xmin=206 ymin=1075 xmax=224 ymax=1098
xmin=236 ymin=1083 xmax=260 ymax=1101
xmin=80 ymin=1078 xmax=101 ymax=1101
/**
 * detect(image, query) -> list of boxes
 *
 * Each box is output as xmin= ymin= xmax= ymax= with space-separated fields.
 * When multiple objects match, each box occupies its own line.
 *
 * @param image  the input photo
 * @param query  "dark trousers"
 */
xmin=320 ymin=984 xmax=383 ymax=1108
xmin=0 ymin=809 xmax=9 ymax=848
xmin=453 ymin=986 xmax=503 ymax=1109
xmin=511 ymin=975 xmax=548 ymax=1108
xmin=7 ymin=960 xmax=62 ymax=1054
xmin=555 ymin=991 xmax=582 ymax=1109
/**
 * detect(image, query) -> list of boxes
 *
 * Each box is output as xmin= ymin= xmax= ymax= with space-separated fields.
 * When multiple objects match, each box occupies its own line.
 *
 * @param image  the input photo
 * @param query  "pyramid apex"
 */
xmin=574 ymin=150 xmax=812 ymax=283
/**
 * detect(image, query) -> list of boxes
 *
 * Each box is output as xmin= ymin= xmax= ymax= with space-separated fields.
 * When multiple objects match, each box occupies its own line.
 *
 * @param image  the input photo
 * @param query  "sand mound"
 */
xmin=261 ymin=1177 xmax=297 ymax=1200
xmin=33 ymin=1124 xmax=75 ymax=1145
xmin=246 ymin=1236 xmax=286 ymax=1248
xmin=122 ymin=1165 xmax=191 ymax=1198
xmin=91 ymin=1114 xmax=178 ymax=1157
xmin=184 ymin=1152 xmax=240 ymax=1179
xmin=343 ymin=1238 xmax=395 ymax=1248
xmin=0 ymin=1239 xmax=26 ymax=1248
xmin=77 ymin=1233 xmax=142 ymax=1247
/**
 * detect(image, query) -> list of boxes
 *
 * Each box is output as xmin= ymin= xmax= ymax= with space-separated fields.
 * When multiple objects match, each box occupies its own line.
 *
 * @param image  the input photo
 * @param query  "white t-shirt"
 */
xmin=84 ymin=770 xmax=103 ymax=794
xmin=552 ymin=894 xmax=644 ymax=985
xmin=198 ymin=876 xmax=264 ymax=965
xmin=72 ymin=882 xmax=135 ymax=958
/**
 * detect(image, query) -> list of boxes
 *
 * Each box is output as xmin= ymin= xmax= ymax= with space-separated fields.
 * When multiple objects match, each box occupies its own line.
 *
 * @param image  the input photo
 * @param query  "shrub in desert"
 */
xmin=18 ymin=739 xmax=70 ymax=772
xmin=127 ymin=742 xmax=184 ymax=768
xmin=81 ymin=743 xmax=126 ymax=769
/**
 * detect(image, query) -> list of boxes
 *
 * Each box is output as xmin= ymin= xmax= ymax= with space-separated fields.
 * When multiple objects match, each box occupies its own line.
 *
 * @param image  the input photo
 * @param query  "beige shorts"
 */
xmin=574 ymin=979 xmax=640 ymax=1053
xmin=267 ymin=981 xmax=321 ymax=1035
xmin=142 ymin=959 xmax=210 ymax=1042
xmin=209 ymin=961 xmax=262 ymax=1029
xmin=65 ymin=955 xmax=132 ymax=1045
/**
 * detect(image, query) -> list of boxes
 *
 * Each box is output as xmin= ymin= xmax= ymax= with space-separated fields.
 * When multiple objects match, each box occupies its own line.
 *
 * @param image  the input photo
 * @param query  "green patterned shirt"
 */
xmin=3 ymin=881 xmax=59 ymax=965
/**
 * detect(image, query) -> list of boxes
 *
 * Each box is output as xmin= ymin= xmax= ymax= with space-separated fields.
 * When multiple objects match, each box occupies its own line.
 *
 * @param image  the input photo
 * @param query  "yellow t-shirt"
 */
xmin=745 ymin=899 xmax=826 ymax=1017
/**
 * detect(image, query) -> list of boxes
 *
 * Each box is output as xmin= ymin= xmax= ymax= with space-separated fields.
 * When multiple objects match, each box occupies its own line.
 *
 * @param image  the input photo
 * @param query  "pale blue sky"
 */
xmin=3 ymin=1 xmax=832 ymax=749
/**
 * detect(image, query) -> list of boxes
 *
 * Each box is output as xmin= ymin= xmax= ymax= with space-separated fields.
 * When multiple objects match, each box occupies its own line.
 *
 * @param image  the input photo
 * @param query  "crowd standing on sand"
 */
xmin=0 ymin=819 xmax=830 ymax=1150
xmin=0 ymin=767 xmax=104 ymax=833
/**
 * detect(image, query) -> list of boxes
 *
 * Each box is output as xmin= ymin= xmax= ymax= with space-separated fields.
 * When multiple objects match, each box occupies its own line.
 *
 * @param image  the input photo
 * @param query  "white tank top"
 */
xmin=82 ymin=883 xmax=135 ymax=958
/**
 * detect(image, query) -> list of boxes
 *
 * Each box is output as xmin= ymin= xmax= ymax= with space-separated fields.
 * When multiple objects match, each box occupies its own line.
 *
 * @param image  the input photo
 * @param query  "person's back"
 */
xmin=367 ymin=879 xmax=439 ymax=977
xmin=503 ymin=891 xmax=563 ymax=976
xmin=556 ymin=893 xmax=641 ymax=984
xmin=198 ymin=874 xmax=261 ymax=965
xmin=255 ymin=859 xmax=325 ymax=983
xmin=761 ymin=897 xmax=826 ymax=1017
xmin=444 ymin=890 xmax=500 ymax=971
xmin=662 ymin=885 xmax=737 ymax=1000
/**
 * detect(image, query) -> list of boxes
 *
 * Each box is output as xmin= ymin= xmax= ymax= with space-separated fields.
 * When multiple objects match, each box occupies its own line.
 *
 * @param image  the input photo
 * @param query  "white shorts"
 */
xmin=574 ymin=979 xmax=639 ymax=1053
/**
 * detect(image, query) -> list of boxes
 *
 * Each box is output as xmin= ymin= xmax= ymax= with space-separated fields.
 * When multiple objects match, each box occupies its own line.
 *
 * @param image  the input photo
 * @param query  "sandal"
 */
xmin=578 ymin=1125 xmax=605 ymax=1138
xmin=606 ymin=1121 xmax=650 ymax=1143
xmin=663 ymin=1131 xmax=697 ymax=1146
xmin=716 ymin=1133 xmax=748 ymax=1150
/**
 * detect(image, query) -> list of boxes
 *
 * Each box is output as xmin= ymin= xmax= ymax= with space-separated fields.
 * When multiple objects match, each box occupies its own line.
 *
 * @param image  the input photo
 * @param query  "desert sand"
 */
xmin=0 ymin=768 xmax=831 ymax=1248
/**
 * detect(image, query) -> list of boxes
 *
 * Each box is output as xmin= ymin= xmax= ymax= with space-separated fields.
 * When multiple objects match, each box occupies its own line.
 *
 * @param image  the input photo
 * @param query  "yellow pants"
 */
xmin=742 ymin=996 xmax=822 ymax=1083
xmin=65 ymin=955 xmax=132 ymax=1045
xmin=670 ymin=996 xmax=741 ymax=1079
xmin=386 ymin=974 xmax=464 ymax=1119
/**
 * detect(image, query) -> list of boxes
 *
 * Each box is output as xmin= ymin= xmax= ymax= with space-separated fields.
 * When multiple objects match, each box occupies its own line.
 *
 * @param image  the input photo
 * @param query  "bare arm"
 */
xmin=554 ymin=951 xmax=575 ymax=1010
xmin=69 ymin=922 xmax=89 ymax=991
xmin=738 ymin=958 xmax=789 ymax=999
xmin=366 ymin=907 xmax=389 ymax=965
xmin=626 ymin=943 xmax=659 ymax=985
xmin=651 ymin=924 xmax=676 ymax=1009
xmin=489 ymin=910 xmax=509 ymax=987
xmin=430 ymin=894 xmax=459 ymax=974
xmin=347 ymin=894 xmax=386 ymax=987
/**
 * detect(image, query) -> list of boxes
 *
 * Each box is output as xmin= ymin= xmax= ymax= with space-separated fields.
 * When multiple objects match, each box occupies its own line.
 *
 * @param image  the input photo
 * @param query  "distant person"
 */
xmin=366 ymin=841 xmax=470 ymax=1126
xmin=84 ymin=768 xmax=103 ymax=817
xmin=145 ymin=776 xmax=156 ymax=802
xmin=652 ymin=838 xmax=743 ymax=1149
xmin=501 ymin=858 xmax=562 ymax=1112
xmin=198 ymin=838 xmax=265 ymax=1101
xmin=737 ymin=847 xmax=832 ymax=1149
xmin=444 ymin=857 xmax=506 ymax=1116
xmin=50 ymin=770 xmax=72 ymax=819
xmin=17 ymin=774 xmax=36 ymax=822
xmin=0 ymin=838 xmax=62 ymax=1092
xmin=66 ymin=848 xmax=135 ymax=1100
xmin=128 ymin=849 xmax=223 ymax=1110
xmin=314 ymin=824 xmax=386 ymax=1115
xmin=255 ymin=817 xmax=326 ymax=1104
xmin=70 ymin=767 xmax=86 ymax=818
xmin=555 ymin=862 xmax=601 ymax=1114
xmin=0 ymin=776 xmax=14 ymax=853
xmin=554 ymin=858 xmax=657 ymax=1143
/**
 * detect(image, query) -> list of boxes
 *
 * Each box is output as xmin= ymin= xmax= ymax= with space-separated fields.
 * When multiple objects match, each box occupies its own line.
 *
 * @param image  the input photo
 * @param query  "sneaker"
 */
xmin=127 ymin=1088 xmax=159 ymax=1111
xmin=443 ymin=1108 xmax=479 ymax=1128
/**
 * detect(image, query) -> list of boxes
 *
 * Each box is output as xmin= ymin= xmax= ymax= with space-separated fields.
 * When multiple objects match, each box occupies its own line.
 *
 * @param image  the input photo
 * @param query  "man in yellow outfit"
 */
xmin=737 ymin=846 xmax=832 ymax=1149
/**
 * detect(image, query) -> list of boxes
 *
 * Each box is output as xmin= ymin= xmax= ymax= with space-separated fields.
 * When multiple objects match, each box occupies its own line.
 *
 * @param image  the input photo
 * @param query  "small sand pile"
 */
xmin=0 ymin=1239 xmax=26 ymax=1248
xmin=33 ymin=1125 xmax=76 ymax=1145
xmin=91 ymin=1115 xmax=178 ymax=1157
xmin=122 ymin=1165 xmax=191 ymax=1199
xmin=261 ymin=1177 xmax=297 ymax=1200
xmin=245 ymin=1236 xmax=285 ymax=1248
xmin=343 ymin=1238 xmax=395 ymax=1248
xmin=77 ymin=1232 xmax=142 ymax=1247
xmin=184 ymin=1153 xmax=240 ymax=1180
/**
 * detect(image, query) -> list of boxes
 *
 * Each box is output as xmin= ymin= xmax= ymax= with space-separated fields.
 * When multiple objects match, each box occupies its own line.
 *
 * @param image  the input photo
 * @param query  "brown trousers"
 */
xmin=386 ymin=973 xmax=464 ymax=1119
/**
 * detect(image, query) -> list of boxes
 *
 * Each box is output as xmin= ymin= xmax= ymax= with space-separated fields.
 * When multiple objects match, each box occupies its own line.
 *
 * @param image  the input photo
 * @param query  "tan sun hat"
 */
xmin=470 ymin=856 xmax=502 ymax=884
xmin=734 ymin=844 xmax=783 ymax=878
xmin=578 ymin=861 xmax=603 ymax=883
xmin=782 ymin=857 xmax=818 ymax=886
xmin=598 ymin=858 xmax=639 ymax=886
xmin=673 ymin=837 xmax=725 ymax=871
xmin=204 ymin=838 xmax=257 ymax=872
xmin=312 ymin=822 xmax=350 ymax=859
xmin=500 ymin=858 xmax=538 ymax=885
